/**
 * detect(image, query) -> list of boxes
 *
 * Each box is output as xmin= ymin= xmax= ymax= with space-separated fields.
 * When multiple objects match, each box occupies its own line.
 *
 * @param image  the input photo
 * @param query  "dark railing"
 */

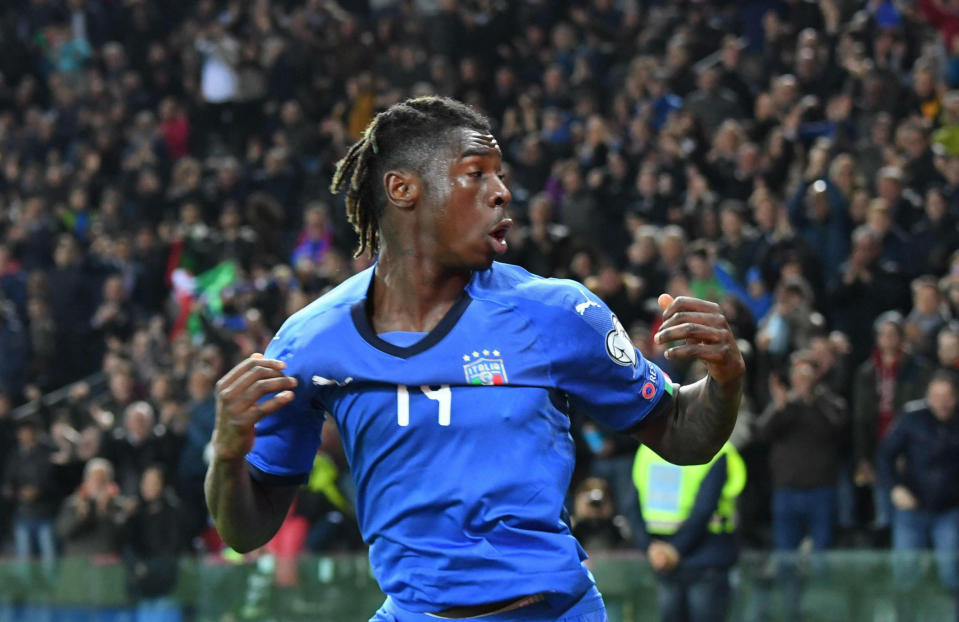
xmin=10 ymin=371 xmax=107 ymax=423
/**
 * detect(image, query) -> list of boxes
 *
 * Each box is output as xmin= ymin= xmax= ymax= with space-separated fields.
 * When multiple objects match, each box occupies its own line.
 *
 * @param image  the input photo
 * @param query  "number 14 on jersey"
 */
xmin=396 ymin=384 xmax=452 ymax=427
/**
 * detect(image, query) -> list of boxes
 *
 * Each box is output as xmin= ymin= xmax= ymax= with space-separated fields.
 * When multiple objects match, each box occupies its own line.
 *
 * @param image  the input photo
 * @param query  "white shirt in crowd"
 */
xmin=196 ymin=34 xmax=240 ymax=104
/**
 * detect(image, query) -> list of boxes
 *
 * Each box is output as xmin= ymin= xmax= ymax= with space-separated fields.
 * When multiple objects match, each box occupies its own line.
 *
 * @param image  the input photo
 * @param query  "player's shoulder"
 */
xmin=272 ymin=267 xmax=372 ymax=347
xmin=472 ymin=262 xmax=600 ymax=315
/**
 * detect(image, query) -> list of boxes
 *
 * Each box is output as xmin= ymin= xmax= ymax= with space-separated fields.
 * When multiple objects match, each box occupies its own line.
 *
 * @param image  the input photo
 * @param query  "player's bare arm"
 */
xmin=633 ymin=295 xmax=745 ymax=465
xmin=204 ymin=354 xmax=300 ymax=552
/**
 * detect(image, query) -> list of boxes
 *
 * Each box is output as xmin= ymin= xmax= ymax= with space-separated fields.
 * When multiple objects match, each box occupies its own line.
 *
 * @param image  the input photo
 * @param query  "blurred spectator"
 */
xmin=912 ymin=186 xmax=959 ymax=276
xmin=570 ymin=477 xmax=630 ymax=553
xmin=0 ymin=293 xmax=28 ymax=397
xmin=855 ymin=112 xmax=893 ymax=188
xmin=717 ymin=34 xmax=753 ymax=112
xmin=634 ymin=442 xmax=746 ymax=622
xmin=233 ymin=308 xmax=273 ymax=359
xmin=0 ymin=392 xmax=12 ymax=538
xmin=685 ymin=242 xmax=724 ymax=303
xmin=938 ymin=324 xmax=959 ymax=384
xmin=878 ymin=373 xmax=959 ymax=620
xmin=56 ymin=457 xmax=128 ymax=557
xmin=584 ymin=264 xmax=642 ymax=329
xmin=830 ymin=227 xmax=909 ymax=365
xmin=122 ymin=466 xmax=184 ymax=622
xmin=3 ymin=417 xmax=57 ymax=564
xmin=158 ymin=97 xmax=190 ymax=161
xmin=787 ymin=170 xmax=850 ymax=279
xmin=628 ymin=164 xmax=669 ymax=227
xmin=687 ymin=65 xmax=743 ymax=137
xmin=176 ymin=366 xmax=216 ymax=541
xmin=755 ymin=351 xmax=848 ymax=621
xmin=865 ymin=198 xmax=912 ymax=276
xmin=811 ymin=332 xmax=855 ymax=402
xmin=947 ymin=269 xmax=959 ymax=318
xmin=905 ymin=276 xmax=950 ymax=359
xmin=50 ymin=420 xmax=104 ymax=509
xmin=626 ymin=227 xmax=668 ymax=302
xmin=91 ymin=274 xmax=135 ymax=346
xmin=213 ymin=203 xmax=257 ymax=272
xmin=755 ymin=277 xmax=818 ymax=364
xmin=507 ymin=193 xmax=571 ymax=278
xmin=656 ymin=226 xmax=687 ymax=279
xmin=853 ymin=311 xmax=933 ymax=536
xmin=290 ymin=203 xmax=334 ymax=269
xmin=255 ymin=147 xmax=298 ymax=229
xmin=298 ymin=445 xmax=362 ymax=554
xmin=95 ymin=362 xmax=138 ymax=430
xmin=715 ymin=200 xmax=760 ymax=285
xmin=47 ymin=234 xmax=96 ymax=386
xmin=875 ymin=165 xmax=922 ymax=233
xmin=100 ymin=401 xmax=173 ymax=497
xmin=899 ymin=117 xmax=943 ymax=195
xmin=195 ymin=19 xmax=240 ymax=151
xmin=578 ymin=416 xmax=643 ymax=542
xmin=557 ymin=165 xmax=603 ymax=254
xmin=756 ymin=352 xmax=847 ymax=551
xmin=42 ymin=17 xmax=91 ymax=76
xmin=750 ymin=191 xmax=819 ymax=300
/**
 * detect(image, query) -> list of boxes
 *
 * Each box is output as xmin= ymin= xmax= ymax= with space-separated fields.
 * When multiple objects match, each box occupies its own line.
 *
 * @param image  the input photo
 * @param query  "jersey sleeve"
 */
xmin=245 ymin=319 xmax=324 ymax=485
xmin=537 ymin=281 xmax=674 ymax=431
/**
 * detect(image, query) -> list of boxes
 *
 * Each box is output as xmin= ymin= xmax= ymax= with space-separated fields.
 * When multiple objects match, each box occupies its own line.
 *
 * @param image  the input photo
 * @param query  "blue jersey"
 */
xmin=247 ymin=262 xmax=673 ymax=613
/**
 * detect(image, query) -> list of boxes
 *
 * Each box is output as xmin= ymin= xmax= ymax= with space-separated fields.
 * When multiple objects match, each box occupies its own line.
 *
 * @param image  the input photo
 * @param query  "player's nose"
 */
xmin=489 ymin=176 xmax=511 ymax=208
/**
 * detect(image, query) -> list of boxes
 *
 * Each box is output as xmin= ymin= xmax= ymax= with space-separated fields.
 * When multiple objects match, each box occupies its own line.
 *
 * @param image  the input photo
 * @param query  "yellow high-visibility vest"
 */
xmin=632 ymin=442 xmax=746 ymax=535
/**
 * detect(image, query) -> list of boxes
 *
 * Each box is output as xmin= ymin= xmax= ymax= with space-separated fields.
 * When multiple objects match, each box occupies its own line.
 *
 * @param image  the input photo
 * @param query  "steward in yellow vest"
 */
xmin=633 ymin=442 xmax=747 ymax=622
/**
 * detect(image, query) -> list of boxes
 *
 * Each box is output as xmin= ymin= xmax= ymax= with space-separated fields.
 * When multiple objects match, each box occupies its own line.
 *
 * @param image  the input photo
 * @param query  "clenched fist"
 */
xmin=211 ymin=353 xmax=298 ymax=461
xmin=654 ymin=294 xmax=745 ymax=386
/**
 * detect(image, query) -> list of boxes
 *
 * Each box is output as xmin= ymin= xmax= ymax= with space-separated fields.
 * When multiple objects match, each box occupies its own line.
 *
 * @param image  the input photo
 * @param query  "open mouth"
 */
xmin=488 ymin=219 xmax=512 ymax=240
xmin=489 ymin=228 xmax=508 ymax=243
xmin=488 ymin=219 xmax=512 ymax=253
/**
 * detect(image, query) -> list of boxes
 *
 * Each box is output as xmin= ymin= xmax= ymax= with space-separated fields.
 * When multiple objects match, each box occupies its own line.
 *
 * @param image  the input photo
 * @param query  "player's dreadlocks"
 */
xmin=330 ymin=96 xmax=491 ymax=257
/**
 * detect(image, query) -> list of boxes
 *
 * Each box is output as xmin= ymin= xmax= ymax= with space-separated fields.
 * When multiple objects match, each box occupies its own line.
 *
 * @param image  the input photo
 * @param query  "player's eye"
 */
xmin=469 ymin=171 xmax=483 ymax=178
xmin=496 ymin=172 xmax=506 ymax=181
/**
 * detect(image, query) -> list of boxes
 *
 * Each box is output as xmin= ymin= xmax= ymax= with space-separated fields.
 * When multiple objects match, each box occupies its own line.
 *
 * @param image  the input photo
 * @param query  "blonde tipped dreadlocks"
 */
xmin=330 ymin=97 xmax=491 ymax=258
xmin=330 ymin=117 xmax=382 ymax=257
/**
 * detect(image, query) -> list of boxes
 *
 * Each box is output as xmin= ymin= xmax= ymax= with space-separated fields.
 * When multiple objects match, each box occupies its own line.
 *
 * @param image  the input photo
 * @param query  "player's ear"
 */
xmin=384 ymin=170 xmax=421 ymax=211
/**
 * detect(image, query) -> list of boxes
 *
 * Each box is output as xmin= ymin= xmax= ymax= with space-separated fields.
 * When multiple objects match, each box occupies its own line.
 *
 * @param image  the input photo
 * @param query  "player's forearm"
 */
xmin=204 ymin=457 xmax=292 ymax=553
xmin=642 ymin=375 xmax=741 ymax=465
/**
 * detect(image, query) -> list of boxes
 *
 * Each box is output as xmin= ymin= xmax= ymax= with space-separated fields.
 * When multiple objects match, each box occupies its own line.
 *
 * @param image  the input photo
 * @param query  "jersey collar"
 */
xmin=350 ymin=268 xmax=474 ymax=359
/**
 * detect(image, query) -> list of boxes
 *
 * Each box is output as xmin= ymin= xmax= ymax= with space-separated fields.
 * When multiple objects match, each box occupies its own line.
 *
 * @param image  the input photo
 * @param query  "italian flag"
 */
xmin=169 ymin=260 xmax=238 ymax=340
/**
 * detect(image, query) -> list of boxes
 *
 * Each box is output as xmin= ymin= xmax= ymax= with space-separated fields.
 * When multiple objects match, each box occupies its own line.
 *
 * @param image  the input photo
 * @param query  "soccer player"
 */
xmin=205 ymin=97 xmax=745 ymax=621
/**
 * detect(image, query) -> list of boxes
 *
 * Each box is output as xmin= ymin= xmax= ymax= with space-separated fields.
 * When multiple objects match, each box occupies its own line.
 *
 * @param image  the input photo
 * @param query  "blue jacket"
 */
xmin=787 ymin=177 xmax=850 ymax=275
xmin=878 ymin=403 xmax=959 ymax=512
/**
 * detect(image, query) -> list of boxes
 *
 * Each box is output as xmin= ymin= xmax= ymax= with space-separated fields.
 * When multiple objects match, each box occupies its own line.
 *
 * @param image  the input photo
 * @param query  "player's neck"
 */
xmin=370 ymin=248 xmax=472 ymax=334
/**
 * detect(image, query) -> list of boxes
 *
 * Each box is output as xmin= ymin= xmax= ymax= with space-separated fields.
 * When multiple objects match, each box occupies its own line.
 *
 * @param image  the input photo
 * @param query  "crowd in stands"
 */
xmin=0 ymin=0 xmax=958 ymax=604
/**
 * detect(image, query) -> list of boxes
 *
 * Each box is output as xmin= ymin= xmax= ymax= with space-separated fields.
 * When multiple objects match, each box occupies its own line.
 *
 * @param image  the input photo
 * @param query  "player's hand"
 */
xmin=211 ymin=353 xmax=297 ymax=462
xmin=654 ymin=294 xmax=745 ymax=386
